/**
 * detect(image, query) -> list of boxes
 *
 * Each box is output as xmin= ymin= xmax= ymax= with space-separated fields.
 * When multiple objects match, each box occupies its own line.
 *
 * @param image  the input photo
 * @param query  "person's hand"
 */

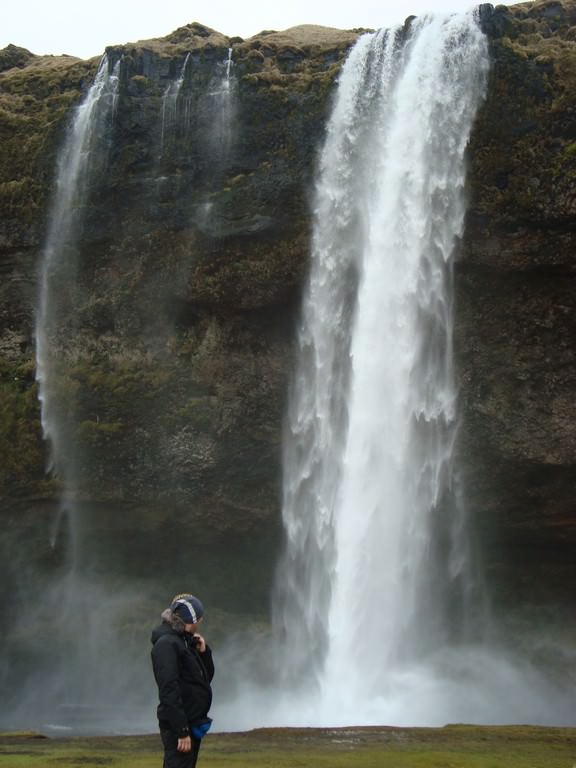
xmin=177 ymin=736 xmax=192 ymax=752
xmin=193 ymin=633 xmax=206 ymax=652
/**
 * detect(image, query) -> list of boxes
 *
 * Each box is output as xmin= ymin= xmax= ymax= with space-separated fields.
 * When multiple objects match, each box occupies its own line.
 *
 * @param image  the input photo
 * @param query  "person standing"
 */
xmin=151 ymin=593 xmax=215 ymax=768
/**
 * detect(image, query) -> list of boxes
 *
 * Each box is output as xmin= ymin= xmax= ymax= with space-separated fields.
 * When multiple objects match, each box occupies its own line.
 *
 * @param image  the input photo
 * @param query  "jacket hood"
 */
xmin=151 ymin=621 xmax=173 ymax=645
xmin=151 ymin=609 xmax=186 ymax=645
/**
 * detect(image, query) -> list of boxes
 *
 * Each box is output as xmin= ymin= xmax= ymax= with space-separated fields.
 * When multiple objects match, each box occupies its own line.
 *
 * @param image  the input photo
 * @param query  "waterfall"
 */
xmin=226 ymin=47 xmax=233 ymax=81
xmin=26 ymin=55 xmax=141 ymax=728
xmin=36 ymin=54 xmax=120 ymax=561
xmin=206 ymin=47 xmax=236 ymax=159
xmin=160 ymin=53 xmax=191 ymax=153
xmin=273 ymin=12 xmax=491 ymax=724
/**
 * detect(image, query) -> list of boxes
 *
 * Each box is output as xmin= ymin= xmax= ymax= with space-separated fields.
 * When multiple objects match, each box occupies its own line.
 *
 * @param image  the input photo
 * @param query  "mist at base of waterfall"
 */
xmin=0 ymin=569 xmax=158 ymax=736
xmin=1 ymin=630 xmax=574 ymax=735
xmin=212 ymin=635 xmax=576 ymax=731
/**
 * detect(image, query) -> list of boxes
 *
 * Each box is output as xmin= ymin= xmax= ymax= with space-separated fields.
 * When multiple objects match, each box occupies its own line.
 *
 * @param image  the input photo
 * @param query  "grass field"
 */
xmin=1 ymin=724 xmax=575 ymax=768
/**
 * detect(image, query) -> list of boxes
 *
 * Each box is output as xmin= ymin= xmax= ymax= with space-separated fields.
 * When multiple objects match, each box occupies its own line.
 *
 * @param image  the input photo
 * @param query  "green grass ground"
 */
xmin=0 ymin=725 xmax=575 ymax=767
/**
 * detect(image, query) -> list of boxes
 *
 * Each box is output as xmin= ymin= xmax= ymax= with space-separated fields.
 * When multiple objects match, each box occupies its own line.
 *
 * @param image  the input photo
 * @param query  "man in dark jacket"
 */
xmin=151 ymin=593 xmax=215 ymax=768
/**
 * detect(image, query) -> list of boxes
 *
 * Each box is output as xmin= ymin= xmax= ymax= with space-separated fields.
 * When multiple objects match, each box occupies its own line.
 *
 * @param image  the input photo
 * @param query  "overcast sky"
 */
xmin=2 ymin=0 xmax=484 ymax=60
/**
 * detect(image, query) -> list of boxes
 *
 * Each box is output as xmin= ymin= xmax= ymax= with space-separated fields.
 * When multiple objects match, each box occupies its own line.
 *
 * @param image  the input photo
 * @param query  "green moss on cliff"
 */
xmin=0 ymin=44 xmax=35 ymax=72
xmin=0 ymin=358 xmax=45 ymax=493
xmin=0 ymin=56 xmax=97 ymax=221
xmin=470 ymin=4 xmax=576 ymax=225
xmin=69 ymin=359 xmax=174 ymax=420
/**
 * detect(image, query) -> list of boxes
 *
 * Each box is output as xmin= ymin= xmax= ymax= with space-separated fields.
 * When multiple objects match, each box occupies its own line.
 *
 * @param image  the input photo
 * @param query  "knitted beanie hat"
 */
xmin=170 ymin=594 xmax=204 ymax=624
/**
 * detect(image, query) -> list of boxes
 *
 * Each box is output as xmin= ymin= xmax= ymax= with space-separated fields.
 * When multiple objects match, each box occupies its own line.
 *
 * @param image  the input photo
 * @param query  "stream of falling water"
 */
xmin=244 ymin=10 xmax=575 ymax=729
xmin=25 ymin=55 xmax=146 ymax=728
xmin=206 ymin=47 xmax=236 ymax=159
xmin=271 ymin=11 xmax=494 ymax=725
xmin=36 ymin=54 xmax=119 ymax=563
xmin=160 ymin=52 xmax=191 ymax=153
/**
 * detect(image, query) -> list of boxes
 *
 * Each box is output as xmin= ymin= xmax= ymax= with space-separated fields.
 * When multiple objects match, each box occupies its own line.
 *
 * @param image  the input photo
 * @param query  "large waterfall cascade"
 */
xmin=272 ymin=12 xmax=496 ymax=724
xmin=262 ymin=10 xmax=576 ymax=729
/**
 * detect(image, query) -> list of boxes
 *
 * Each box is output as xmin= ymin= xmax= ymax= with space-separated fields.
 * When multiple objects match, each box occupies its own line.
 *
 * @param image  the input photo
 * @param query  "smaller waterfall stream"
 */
xmin=23 ymin=55 xmax=150 ymax=730
xmin=36 ymin=54 xmax=120 ymax=562
xmin=206 ymin=47 xmax=236 ymax=159
xmin=160 ymin=53 xmax=191 ymax=154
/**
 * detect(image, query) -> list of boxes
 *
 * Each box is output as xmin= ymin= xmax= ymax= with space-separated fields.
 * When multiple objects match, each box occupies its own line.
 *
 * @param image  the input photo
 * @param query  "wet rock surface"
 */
xmin=459 ymin=0 xmax=576 ymax=626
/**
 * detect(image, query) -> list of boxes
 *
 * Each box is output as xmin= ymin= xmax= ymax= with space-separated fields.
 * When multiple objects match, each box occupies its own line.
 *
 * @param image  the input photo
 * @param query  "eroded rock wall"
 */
xmin=461 ymin=0 xmax=576 ymax=628
xmin=0 ymin=23 xmax=360 ymax=615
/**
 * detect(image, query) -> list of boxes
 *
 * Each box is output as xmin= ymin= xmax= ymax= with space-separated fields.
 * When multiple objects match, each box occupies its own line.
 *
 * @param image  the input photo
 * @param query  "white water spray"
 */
xmin=273 ymin=12 xmax=493 ymax=724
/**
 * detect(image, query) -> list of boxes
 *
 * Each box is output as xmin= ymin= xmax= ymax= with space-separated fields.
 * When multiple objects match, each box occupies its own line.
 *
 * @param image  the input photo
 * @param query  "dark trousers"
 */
xmin=159 ymin=723 xmax=201 ymax=768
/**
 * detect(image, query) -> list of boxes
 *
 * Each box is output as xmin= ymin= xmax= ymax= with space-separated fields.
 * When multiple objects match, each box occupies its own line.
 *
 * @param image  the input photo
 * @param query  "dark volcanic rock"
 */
xmin=459 ymin=0 xmax=576 ymax=628
xmin=0 ymin=23 xmax=358 ymax=618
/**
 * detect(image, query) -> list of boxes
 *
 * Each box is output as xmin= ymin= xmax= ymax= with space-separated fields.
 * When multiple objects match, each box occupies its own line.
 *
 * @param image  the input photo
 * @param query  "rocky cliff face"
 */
xmin=460 ymin=0 xmax=576 ymax=640
xmin=0 ymin=24 xmax=360 ymax=621
xmin=0 ymin=3 xmax=573 ymax=640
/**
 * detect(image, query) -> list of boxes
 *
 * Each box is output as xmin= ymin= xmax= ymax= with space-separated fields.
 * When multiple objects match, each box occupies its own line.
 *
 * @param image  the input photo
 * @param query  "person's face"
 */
xmin=184 ymin=616 xmax=203 ymax=634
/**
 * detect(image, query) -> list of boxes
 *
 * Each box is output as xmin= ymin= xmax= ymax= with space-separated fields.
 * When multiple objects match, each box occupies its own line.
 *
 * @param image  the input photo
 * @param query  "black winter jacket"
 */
xmin=151 ymin=621 xmax=214 ymax=737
